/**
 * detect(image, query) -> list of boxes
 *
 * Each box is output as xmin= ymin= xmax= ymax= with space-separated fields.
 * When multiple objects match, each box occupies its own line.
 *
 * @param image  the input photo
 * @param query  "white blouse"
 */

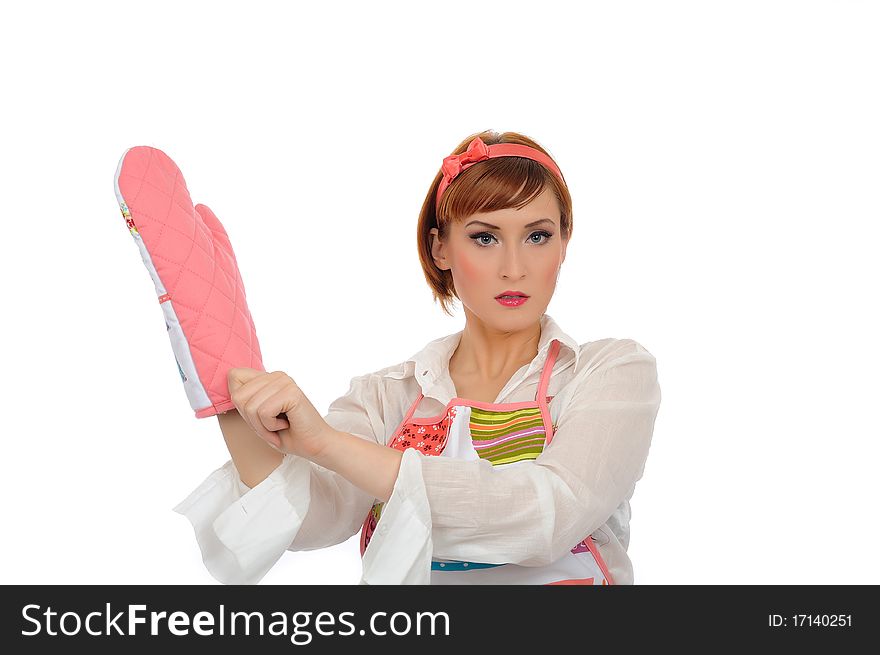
xmin=172 ymin=313 xmax=662 ymax=585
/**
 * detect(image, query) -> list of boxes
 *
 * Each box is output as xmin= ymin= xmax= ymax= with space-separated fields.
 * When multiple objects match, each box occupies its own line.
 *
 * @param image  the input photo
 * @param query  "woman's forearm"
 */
xmin=215 ymin=407 xmax=402 ymax=498
xmin=311 ymin=429 xmax=403 ymax=503
xmin=216 ymin=409 xmax=284 ymax=488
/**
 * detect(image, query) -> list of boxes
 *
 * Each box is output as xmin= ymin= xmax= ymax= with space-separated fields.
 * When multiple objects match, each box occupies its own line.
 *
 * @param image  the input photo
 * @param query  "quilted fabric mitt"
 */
xmin=113 ymin=146 xmax=265 ymax=418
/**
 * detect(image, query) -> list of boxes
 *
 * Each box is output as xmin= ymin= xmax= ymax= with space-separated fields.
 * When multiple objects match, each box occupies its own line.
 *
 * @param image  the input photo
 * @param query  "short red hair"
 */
xmin=417 ymin=129 xmax=573 ymax=316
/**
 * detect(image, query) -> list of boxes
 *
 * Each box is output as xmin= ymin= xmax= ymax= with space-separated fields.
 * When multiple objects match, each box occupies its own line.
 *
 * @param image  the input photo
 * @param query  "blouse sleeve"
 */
xmin=416 ymin=338 xmax=662 ymax=567
xmin=172 ymin=374 xmax=383 ymax=584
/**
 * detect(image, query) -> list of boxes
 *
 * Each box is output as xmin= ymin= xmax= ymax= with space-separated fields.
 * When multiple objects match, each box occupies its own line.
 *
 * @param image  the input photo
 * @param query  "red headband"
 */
xmin=435 ymin=136 xmax=564 ymax=212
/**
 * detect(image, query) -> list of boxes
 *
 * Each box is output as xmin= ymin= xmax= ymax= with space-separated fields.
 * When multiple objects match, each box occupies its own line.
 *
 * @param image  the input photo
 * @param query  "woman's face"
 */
xmin=430 ymin=185 xmax=568 ymax=331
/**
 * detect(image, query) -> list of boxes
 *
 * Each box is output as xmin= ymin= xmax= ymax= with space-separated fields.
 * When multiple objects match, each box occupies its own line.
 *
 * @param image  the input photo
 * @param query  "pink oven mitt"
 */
xmin=113 ymin=146 xmax=265 ymax=418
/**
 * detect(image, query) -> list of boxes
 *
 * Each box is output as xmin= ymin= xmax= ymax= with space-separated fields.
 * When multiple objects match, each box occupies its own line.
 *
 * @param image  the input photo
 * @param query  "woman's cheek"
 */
xmin=456 ymin=252 xmax=480 ymax=286
xmin=537 ymin=258 xmax=555 ymax=290
xmin=454 ymin=252 xmax=492 ymax=305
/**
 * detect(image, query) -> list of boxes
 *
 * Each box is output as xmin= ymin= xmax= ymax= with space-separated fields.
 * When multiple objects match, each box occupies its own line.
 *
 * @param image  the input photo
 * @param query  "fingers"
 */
xmin=228 ymin=369 xmax=276 ymax=410
xmin=229 ymin=371 xmax=295 ymax=448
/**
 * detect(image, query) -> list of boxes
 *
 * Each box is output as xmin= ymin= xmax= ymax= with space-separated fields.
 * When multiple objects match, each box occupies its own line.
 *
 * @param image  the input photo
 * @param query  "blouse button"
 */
xmin=462 ymin=562 xmax=469 ymax=567
xmin=379 ymin=524 xmax=389 ymax=535
xmin=439 ymin=563 xmax=445 ymax=567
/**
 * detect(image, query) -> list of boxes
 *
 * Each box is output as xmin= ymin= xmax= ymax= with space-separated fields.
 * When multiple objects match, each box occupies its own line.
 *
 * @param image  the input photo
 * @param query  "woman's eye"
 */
xmin=530 ymin=231 xmax=552 ymax=244
xmin=469 ymin=231 xmax=553 ymax=247
xmin=469 ymin=232 xmax=497 ymax=246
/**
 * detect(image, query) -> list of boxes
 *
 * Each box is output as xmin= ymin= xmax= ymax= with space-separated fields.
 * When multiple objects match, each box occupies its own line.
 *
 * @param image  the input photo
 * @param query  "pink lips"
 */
xmin=495 ymin=290 xmax=529 ymax=307
xmin=495 ymin=296 xmax=529 ymax=307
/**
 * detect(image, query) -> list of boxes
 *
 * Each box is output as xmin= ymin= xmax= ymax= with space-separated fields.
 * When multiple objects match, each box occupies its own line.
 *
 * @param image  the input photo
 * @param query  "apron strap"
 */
xmin=537 ymin=339 xmax=561 ymax=445
xmin=386 ymin=391 xmax=425 ymax=446
xmin=536 ymin=339 xmax=561 ymax=403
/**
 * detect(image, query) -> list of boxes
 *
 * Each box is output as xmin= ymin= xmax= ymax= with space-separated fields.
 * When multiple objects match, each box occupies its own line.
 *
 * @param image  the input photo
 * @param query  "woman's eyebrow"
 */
xmin=465 ymin=218 xmax=555 ymax=229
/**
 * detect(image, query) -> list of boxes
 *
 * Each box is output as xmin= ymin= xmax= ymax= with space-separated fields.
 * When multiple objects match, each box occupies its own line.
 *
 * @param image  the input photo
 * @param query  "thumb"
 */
xmin=227 ymin=367 xmax=262 ymax=392
xmin=195 ymin=203 xmax=237 ymax=267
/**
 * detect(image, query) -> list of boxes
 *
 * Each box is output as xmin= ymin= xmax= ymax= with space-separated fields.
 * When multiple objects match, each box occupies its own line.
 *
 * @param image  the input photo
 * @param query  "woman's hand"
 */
xmin=226 ymin=368 xmax=333 ymax=459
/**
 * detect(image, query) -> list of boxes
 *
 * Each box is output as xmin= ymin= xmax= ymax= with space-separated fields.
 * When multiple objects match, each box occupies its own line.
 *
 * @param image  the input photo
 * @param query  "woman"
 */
xmin=173 ymin=130 xmax=662 ymax=585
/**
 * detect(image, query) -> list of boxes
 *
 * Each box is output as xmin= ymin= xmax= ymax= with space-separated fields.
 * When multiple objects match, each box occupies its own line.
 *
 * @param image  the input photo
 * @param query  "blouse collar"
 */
xmin=384 ymin=313 xmax=581 ymax=399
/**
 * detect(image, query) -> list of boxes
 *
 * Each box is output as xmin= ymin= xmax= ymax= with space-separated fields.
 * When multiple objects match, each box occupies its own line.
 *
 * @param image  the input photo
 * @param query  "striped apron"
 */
xmin=359 ymin=338 xmax=615 ymax=585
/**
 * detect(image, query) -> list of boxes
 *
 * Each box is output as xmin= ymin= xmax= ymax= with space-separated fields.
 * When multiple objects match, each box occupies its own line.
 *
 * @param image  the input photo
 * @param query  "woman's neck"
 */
xmin=450 ymin=313 xmax=542 ymax=382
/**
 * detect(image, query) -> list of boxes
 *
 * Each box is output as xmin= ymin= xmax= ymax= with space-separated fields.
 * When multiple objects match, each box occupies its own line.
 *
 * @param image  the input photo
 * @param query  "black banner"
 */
xmin=2 ymin=585 xmax=872 ymax=652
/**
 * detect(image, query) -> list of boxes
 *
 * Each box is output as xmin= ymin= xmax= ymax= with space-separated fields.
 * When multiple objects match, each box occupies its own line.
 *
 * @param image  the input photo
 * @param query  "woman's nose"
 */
xmin=500 ymin=245 xmax=526 ymax=278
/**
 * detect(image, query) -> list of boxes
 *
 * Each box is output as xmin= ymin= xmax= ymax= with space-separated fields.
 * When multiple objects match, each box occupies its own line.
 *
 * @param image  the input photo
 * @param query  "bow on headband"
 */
xmin=440 ymin=136 xmax=490 ymax=182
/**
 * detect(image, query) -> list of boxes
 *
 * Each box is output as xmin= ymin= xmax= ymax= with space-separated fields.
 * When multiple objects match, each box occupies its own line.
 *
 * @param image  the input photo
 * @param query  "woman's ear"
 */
xmin=429 ymin=227 xmax=450 ymax=271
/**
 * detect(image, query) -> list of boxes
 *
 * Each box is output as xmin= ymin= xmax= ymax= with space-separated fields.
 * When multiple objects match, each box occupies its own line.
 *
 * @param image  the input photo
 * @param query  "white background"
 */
xmin=1 ymin=0 xmax=877 ymax=585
